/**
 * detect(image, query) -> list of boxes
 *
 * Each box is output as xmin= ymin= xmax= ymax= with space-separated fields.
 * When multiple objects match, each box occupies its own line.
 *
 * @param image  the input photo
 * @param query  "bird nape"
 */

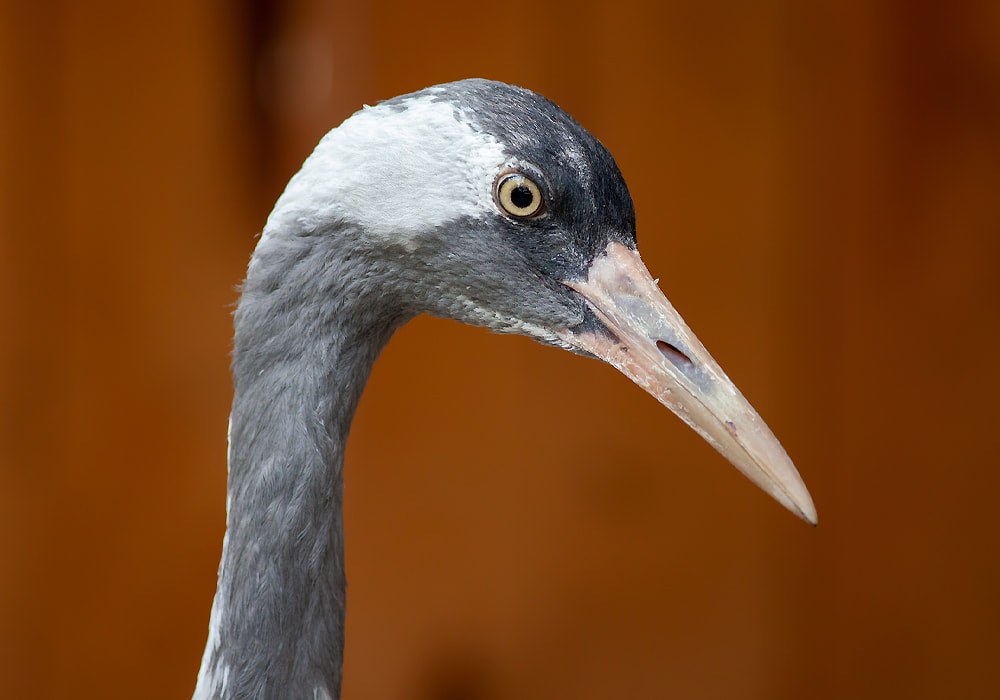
xmin=192 ymin=78 xmax=816 ymax=700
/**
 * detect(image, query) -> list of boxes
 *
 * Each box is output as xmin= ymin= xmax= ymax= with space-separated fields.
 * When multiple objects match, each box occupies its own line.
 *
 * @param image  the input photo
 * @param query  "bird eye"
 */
xmin=495 ymin=172 xmax=545 ymax=218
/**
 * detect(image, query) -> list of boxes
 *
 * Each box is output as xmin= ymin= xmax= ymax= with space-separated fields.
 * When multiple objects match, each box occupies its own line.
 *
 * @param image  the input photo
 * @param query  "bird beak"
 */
xmin=559 ymin=241 xmax=817 ymax=524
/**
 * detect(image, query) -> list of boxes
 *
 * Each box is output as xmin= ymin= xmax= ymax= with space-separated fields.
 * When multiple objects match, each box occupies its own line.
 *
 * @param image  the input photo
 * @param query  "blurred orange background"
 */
xmin=2 ymin=1 xmax=999 ymax=698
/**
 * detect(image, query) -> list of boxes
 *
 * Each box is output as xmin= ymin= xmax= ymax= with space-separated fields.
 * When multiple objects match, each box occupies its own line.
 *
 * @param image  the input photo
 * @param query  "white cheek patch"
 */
xmin=264 ymin=92 xmax=508 ymax=242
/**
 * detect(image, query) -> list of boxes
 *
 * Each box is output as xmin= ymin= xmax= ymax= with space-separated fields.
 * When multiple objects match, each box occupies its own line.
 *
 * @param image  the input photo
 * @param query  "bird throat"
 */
xmin=194 ymin=233 xmax=406 ymax=700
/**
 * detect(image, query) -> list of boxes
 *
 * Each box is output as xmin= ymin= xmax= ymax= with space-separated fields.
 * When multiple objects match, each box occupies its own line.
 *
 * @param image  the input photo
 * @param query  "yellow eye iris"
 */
xmin=495 ymin=172 xmax=545 ymax=218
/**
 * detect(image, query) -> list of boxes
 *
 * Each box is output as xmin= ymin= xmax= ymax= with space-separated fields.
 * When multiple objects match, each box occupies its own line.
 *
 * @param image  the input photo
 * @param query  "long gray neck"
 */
xmin=194 ymin=229 xmax=407 ymax=700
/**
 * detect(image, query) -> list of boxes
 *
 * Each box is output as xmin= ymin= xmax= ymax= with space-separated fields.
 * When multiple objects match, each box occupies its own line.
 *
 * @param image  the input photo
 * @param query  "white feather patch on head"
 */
xmin=263 ymin=91 xmax=508 ymax=244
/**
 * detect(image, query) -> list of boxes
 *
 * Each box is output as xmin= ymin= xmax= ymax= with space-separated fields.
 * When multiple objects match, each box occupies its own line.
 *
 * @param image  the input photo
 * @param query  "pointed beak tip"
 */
xmin=797 ymin=502 xmax=819 ymax=527
xmin=781 ymin=487 xmax=817 ymax=526
xmin=761 ymin=459 xmax=817 ymax=526
xmin=802 ymin=501 xmax=819 ymax=527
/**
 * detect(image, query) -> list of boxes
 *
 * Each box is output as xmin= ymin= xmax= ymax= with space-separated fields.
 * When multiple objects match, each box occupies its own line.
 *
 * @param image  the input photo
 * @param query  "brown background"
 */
xmin=2 ymin=1 xmax=999 ymax=698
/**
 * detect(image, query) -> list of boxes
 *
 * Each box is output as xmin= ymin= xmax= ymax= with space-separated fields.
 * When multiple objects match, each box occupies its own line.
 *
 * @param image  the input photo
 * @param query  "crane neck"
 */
xmin=194 ymin=229 xmax=406 ymax=700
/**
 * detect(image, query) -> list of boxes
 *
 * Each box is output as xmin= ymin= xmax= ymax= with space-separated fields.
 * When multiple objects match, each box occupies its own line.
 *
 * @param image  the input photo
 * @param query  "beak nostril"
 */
xmin=656 ymin=340 xmax=693 ymax=372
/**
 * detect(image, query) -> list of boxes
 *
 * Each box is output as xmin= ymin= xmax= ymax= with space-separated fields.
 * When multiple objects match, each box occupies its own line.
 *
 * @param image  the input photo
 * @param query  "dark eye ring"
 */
xmin=494 ymin=172 xmax=545 ymax=218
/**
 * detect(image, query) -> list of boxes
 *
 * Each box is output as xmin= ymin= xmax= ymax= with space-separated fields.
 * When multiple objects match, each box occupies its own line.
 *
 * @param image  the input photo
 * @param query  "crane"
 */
xmin=193 ymin=79 xmax=816 ymax=700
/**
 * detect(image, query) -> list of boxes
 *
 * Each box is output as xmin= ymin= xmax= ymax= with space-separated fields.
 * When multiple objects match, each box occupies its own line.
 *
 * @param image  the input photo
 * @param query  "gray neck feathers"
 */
xmin=195 ymin=227 xmax=407 ymax=700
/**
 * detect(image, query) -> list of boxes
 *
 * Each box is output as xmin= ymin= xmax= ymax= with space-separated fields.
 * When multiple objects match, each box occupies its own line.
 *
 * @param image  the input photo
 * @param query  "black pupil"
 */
xmin=510 ymin=185 xmax=534 ymax=209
